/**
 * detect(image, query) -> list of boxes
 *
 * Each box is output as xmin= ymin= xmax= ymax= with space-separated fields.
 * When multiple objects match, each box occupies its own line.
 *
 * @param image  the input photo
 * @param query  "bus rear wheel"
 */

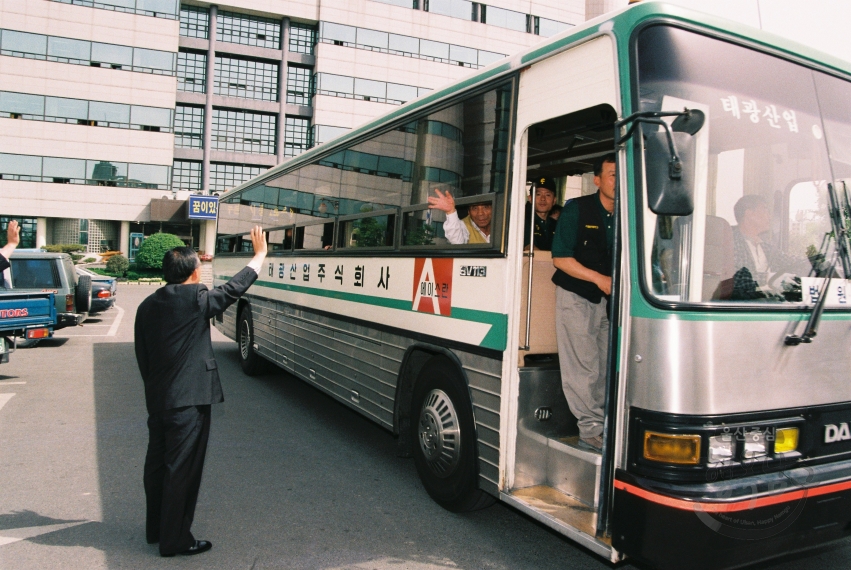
xmin=238 ymin=306 xmax=265 ymax=376
xmin=410 ymin=355 xmax=494 ymax=512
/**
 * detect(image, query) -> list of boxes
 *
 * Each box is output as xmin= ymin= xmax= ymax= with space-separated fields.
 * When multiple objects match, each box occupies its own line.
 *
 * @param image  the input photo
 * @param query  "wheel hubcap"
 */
xmin=239 ymin=319 xmax=251 ymax=360
xmin=418 ymin=389 xmax=461 ymax=477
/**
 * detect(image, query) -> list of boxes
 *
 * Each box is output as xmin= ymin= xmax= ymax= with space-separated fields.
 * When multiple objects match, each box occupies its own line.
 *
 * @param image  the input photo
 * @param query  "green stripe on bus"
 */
xmin=221 ymin=276 xmax=508 ymax=351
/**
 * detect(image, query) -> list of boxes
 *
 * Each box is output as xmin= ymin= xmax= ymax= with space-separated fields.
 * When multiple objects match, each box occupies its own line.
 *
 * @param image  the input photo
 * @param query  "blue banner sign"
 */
xmin=188 ymin=195 xmax=219 ymax=220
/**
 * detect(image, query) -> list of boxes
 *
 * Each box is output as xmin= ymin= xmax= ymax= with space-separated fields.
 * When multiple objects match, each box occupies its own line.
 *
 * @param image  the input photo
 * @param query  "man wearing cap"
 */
xmin=524 ymin=177 xmax=558 ymax=251
xmin=551 ymin=154 xmax=616 ymax=453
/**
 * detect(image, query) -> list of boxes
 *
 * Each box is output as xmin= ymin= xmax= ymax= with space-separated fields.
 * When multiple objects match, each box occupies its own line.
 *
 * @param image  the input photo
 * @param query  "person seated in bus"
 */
xmin=427 ymin=189 xmax=492 ymax=245
xmin=551 ymin=154 xmax=616 ymax=453
xmin=524 ymin=176 xmax=558 ymax=251
xmin=730 ymin=195 xmax=809 ymax=300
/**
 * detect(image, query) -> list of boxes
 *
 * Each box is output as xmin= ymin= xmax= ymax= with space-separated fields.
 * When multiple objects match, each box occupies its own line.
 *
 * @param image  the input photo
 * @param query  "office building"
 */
xmin=0 ymin=0 xmax=585 ymax=256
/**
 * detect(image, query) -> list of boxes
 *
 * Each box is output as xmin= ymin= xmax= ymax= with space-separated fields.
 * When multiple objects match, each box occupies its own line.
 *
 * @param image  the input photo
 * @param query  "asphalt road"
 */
xmin=1 ymin=284 xmax=851 ymax=569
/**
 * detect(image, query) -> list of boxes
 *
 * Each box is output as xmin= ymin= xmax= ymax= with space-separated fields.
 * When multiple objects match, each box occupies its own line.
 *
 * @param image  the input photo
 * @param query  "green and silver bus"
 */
xmin=213 ymin=3 xmax=851 ymax=567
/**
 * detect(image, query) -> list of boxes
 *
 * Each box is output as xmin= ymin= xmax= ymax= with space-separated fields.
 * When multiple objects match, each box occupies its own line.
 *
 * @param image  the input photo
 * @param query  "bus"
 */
xmin=212 ymin=3 xmax=851 ymax=568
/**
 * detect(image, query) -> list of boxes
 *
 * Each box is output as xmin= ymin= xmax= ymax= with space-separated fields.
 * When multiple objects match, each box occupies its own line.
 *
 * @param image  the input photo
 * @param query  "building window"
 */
xmin=180 ymin=5 xmax=209 ymax=39
xmin=79 ymin=218 xmax=89 ymax=246
xmin=286 ymin=65 xmax=313 ymax=106
xmin=314 ymin=73 xmax=429 ymax=105
xmin=0 ymin=217 xmax=36 ymax=249
xmin=284 ymin=116 xmax=311 ymax=157
xmin=214 ymin=56 xmax=278 ymax=101
xmin=289 ymin=23 xmax=317 ymax=55
xmin=178 ymin=50 xmax=206 ymax=93
xmin=212 ymin=109 xmax=276 ymax=154
xmin=172 ymin=160 xmax=202 ymax=192
xmin=313 ymin=124 xmax=350 ymax=146
xmin=174 ymin=105 xmax=204 ymax=148
xmin=319 ymin=22 xmax=505 ymax=69
xmin=209 ymin=163 xmax=266 ymax=193
xmin=217 ymin=10 xmax=281 ymax=49
xmin=50 ymin=0 xmax=179 ymax=20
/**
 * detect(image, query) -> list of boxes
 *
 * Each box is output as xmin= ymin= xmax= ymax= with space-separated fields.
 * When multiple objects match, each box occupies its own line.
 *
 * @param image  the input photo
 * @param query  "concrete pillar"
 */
xmin=204 ymin=219 xmax=217 ymax=255
xmin=36 ymin=218 xmax=47 ymax=248
xmin=202 ymin=5 xmax=218 ymax=195
xmin=120 ymin=220 xmax=130 ymax=257
xmin=276 ymin=17 xmax=291 ymax=165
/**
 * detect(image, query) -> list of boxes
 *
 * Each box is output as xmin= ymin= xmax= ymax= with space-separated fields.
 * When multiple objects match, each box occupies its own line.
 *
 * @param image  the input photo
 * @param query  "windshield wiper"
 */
xmin=785 ymin=182 xmax=851 ymax=346
xmin=785 ymin=251 xmax=836 ymax=345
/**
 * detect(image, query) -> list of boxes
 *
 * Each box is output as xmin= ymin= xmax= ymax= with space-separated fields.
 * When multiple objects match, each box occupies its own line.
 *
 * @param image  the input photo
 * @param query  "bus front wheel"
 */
xmin=238 ymin=306 xmax=265 ymax=376
xmin=410 ymin=356 xmax=493 ymax=512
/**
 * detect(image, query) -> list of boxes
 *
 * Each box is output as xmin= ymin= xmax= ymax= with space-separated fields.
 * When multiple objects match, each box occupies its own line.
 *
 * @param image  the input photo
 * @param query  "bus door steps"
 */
xmin=515 ymin=366 xmax=600 ymax=507
xmin=502 ymin=485 xmax=614 ymax=561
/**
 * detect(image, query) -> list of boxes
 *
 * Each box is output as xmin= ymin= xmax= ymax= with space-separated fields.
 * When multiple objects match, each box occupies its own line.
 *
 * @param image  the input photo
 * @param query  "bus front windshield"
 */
xmin=636 ymin=25 xmax=851 ymax=307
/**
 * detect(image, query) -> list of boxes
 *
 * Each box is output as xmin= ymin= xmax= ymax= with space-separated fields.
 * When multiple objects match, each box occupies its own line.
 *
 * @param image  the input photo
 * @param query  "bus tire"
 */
xmin=16 ymin=338 xmax=40 ymax=349
xmin=238 ymin=306 xmax=265 ymax=376
xmin=410 ymin=355 xmax=494 ymax=512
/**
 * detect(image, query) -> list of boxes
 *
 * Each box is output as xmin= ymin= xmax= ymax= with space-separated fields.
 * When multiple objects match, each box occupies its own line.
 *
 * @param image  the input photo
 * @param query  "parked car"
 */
xmin=76 ymin=266 xmax=117 ymax=313
xmin=8 ymin=250 xmax=90 ymax=347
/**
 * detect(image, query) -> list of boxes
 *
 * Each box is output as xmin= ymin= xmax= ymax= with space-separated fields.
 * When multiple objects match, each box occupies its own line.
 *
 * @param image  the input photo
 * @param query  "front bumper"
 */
xmin=613 ymin=461 xmax=851 ymax=570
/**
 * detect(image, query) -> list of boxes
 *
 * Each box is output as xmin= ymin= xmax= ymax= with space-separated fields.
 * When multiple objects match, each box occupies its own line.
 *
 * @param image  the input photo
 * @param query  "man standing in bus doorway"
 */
xmin=551 ymin=154 xmax=616 ymax=453
xmin=427 ymin=189 xmax=492 ymax=244
xmin=524 ymin=176 xmax=559 ymax=251
xmin=134 ymin=226 xmax=267 ymax=557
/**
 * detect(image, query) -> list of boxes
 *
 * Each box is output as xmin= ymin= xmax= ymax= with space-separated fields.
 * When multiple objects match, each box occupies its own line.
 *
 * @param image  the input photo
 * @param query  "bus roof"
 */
xmin=220 ymin=0 xmax=851 ymax=201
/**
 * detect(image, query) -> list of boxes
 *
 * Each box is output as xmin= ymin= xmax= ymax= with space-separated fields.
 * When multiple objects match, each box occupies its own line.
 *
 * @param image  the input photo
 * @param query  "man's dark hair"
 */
xmin=594 ymin=153 xmax=616 ymax=177
xmin=163 ymin=246 xmax=200 ymax=284
xmin=733 ymin=195 xmax=768 ymax=224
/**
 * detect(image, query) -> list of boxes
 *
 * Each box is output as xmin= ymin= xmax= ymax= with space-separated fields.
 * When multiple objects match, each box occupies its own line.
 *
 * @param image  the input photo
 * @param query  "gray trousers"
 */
xmin=555 ymin=287 xmax=608 ymax=439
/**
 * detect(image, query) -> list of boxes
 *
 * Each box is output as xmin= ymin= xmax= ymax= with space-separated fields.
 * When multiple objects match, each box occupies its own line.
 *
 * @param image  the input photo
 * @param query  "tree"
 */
xmin=135 ymin=233 xmax=185 ymax=269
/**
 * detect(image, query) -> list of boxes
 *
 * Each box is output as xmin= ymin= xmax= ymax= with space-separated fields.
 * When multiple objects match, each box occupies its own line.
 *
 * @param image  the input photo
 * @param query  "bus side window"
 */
xmin=295 ymin=222 xmax=334 ymax=250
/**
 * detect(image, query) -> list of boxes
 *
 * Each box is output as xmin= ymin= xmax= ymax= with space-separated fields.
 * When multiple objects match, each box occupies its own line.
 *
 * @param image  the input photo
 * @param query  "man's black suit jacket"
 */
xmin=134 ymin=266 xmax=257 ymax=415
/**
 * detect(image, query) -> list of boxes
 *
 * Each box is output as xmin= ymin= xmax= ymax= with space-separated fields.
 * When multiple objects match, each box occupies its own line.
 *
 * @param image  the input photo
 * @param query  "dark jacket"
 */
xmin=0 ymin=253 xmax=9 ymax=273
xmin=552 ymin=194 xmax=611 ymax=304
xmin=134 ymin=266 xmax=257 ymax=414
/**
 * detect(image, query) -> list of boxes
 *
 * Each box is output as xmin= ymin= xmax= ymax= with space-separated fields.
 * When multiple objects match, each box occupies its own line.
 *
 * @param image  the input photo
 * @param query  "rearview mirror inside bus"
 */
xmin=645 ymin=130 xmax=696 ymax=216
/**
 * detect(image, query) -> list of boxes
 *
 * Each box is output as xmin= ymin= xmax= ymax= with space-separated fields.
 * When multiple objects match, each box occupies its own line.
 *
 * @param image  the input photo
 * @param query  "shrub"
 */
xmin=43 ymin=244 xmax=86 ymax=253
xmin=71 ymin=254 xmax=84 ymax=263
xmin=106 ymin=254 xmax=129 ymax=276
xmin=135 ymin=233 xmax=185 ymax=270
xmin=82 ymin=257 xmax=97 ymax=263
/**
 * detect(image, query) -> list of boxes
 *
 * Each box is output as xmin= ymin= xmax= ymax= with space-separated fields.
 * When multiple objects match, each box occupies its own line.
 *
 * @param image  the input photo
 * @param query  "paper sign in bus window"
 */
xmin=412 ymin=258 xmax=452 ymax=316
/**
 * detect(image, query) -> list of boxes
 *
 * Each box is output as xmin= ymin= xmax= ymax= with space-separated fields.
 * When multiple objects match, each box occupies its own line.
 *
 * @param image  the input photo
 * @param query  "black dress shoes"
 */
xmin=161 ymin=540 xmax=212 ymax=557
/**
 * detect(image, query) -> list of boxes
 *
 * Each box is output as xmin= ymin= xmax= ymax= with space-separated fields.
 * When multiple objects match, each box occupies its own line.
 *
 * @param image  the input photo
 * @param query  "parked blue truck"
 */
xmin=0 ymin=292 xmax=56 ymax=364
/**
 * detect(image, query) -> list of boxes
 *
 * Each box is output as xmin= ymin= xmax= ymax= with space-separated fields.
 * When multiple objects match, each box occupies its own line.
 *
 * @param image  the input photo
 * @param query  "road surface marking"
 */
xmin=0 ymin=521 xmax=90 ymax=546
xmin=107 ymin=305 xmax=124 ymax=337
xmin=0 ymin=393 xmax=15 ymax=412
xmin=0 ymin=381 xmax=25 ymax=385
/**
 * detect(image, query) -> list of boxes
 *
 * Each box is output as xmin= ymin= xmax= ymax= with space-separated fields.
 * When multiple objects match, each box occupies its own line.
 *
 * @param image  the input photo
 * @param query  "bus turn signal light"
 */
xmin=644 ymin=431 xmax=701 ymax=465
xmin=774 ymin=427 xmax=799 ymax=454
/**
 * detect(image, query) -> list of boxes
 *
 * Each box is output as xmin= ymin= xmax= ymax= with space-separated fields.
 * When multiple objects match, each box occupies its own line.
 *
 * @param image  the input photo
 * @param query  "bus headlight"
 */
xmin=643 ymin=431 xmax=701 ymax=465
xmin=774 ymin=427 xmax=799 ymax=454
xmin=708 ymin=432 xmax=735 ymax=463
xmin=743 ymin=428 xmax=767 ymax=459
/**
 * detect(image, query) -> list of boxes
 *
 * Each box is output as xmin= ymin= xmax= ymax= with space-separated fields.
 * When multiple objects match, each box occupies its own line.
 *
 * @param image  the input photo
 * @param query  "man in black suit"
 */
xmin=134 ymin=225 xmax=267 ymax=557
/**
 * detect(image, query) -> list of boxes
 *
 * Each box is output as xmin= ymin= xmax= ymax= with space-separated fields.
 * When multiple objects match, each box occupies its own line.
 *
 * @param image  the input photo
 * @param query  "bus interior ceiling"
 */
xmin=510 ymin=105 xmax=616 ymax=539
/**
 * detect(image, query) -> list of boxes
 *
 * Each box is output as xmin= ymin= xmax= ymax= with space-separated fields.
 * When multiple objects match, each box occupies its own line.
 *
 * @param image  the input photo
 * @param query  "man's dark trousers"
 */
xmin=144 ymin=404 xmax=211 ymax=554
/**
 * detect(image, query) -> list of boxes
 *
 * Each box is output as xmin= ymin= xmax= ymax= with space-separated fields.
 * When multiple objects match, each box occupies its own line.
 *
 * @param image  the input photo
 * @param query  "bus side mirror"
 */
xmin=645 ymin=131 xmax=696 ymax=216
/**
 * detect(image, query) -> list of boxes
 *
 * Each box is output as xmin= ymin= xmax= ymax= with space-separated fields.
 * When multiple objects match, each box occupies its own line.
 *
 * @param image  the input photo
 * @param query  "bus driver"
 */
xmin=427 ymin=189 xmax=492 ymax=244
